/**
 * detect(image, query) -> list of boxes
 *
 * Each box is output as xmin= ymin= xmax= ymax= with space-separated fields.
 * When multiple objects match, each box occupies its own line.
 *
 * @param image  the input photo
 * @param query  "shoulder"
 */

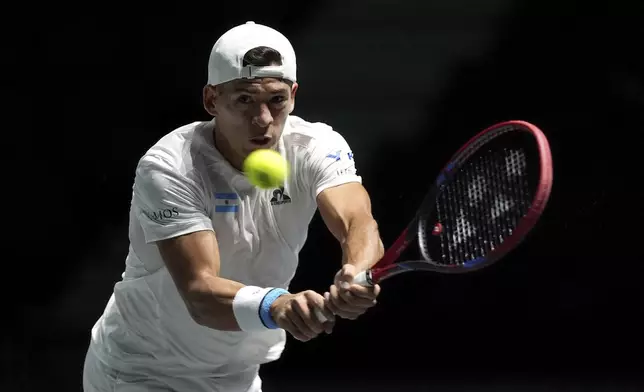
xmin=134 ymin=122 xmax=215 ymax=199
xmin=282 ymin=116 xmax=353 ymax=153
xmin=137 ymin=121 xmax=210 ymax=177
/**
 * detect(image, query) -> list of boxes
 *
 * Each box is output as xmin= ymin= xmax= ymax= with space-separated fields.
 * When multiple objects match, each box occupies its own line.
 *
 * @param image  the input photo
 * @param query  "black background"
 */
xmin=7 ymin=0 xmax=644 ymax=390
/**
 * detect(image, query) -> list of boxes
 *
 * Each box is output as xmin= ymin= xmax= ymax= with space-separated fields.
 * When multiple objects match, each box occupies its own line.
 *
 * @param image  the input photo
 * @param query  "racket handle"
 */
xmin=315 ymin=308 xmax=329 ymax=323
xmin=353 ymin=270 xmax=373 ymax=287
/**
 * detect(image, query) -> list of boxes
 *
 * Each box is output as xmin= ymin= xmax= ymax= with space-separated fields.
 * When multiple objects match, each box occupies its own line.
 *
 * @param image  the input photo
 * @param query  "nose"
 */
xmin=251 ymin=103 xmax=273 ymax=128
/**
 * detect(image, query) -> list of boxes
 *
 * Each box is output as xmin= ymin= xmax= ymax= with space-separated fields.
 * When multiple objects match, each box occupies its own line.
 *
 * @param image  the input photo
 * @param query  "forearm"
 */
xmin=158 ymin=230 xmax=287 ymax=333
xmin=183 ymin=273 xmax=246 ymax=331
xmin=184 ymin=273 xmax=289 ymax=333
xmin=341 ymin=217 xmax=385 ymax=272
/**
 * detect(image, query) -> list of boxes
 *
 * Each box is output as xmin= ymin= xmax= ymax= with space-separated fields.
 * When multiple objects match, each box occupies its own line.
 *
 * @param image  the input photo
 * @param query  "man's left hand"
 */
xmin=324 ymin=264 xmax=380 ymax=320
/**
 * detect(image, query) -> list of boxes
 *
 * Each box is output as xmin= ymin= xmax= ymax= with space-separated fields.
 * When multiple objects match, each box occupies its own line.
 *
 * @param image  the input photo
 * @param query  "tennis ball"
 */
xmin=243 ymin=149 xmax=289 ymax=189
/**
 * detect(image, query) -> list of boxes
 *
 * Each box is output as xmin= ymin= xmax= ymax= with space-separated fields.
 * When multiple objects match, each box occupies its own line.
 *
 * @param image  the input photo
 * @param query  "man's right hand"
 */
xmin=270 ymin=290 xmax=335 ymax=341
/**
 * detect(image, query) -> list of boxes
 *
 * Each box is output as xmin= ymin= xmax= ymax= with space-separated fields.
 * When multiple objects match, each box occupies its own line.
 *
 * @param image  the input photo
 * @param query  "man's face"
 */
xmin=204 ymin=77 xmax=298 ymax=159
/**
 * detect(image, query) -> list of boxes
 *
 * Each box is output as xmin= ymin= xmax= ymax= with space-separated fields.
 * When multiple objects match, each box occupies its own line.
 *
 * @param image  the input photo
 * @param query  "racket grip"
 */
xmin=353 ymin=270 xmax=373 ymax=287
xmin=315 ymin=308 xmax=329 ymax=323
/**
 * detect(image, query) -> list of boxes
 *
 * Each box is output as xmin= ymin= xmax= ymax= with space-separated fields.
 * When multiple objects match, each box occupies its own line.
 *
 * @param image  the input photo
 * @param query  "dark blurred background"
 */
xmin=6 ymin=0 xmax=644 ymax=390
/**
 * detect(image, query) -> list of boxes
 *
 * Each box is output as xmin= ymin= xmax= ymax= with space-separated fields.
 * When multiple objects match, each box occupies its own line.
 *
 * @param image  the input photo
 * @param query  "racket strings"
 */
xmin=431 ymin=146 xmax=533 ymax=265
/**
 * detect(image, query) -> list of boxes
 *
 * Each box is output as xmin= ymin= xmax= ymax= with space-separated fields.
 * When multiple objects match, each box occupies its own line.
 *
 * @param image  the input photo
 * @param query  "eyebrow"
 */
xmin=233 ymin=83 xmax=289 ymax=94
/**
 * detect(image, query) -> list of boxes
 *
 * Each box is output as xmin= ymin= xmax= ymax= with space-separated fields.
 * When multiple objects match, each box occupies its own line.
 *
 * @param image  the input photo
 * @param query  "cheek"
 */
xmin=219 ymin=105 xmax=251 ymax=126
xmin=268 ymin=110 xmax=289 ymax=134
xmin=271 ymin=106 xmax=290 ymax=120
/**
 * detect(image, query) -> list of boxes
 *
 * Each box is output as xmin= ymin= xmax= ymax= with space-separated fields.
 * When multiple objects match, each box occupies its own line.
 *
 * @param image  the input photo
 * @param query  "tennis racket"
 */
xmin=349 ymin=120 xmax=554 ymax=287
xmin=315 ymin=120 xmax=553 ymax=322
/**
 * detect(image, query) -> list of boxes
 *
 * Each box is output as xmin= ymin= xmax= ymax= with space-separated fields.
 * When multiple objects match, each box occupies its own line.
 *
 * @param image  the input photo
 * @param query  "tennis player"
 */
xmin=82 ymin=21 xmax=384 ymax=392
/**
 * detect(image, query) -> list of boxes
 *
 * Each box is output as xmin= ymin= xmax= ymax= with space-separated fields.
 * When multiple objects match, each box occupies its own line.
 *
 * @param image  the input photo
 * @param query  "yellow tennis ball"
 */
xmin=243 ymin=149 xmax=289 ymax=189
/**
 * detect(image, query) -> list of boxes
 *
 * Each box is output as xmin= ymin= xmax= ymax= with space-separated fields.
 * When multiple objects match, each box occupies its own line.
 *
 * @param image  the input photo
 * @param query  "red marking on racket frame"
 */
xmin=377 ymin=228 xmax=413 ymax=267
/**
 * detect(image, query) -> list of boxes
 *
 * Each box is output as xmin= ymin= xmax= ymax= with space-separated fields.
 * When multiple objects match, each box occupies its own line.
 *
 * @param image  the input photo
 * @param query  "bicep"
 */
xmin=156 ymin=230 xmax=221 ymax=295
xmin=133 ymin=155 xmax=219 ymax=294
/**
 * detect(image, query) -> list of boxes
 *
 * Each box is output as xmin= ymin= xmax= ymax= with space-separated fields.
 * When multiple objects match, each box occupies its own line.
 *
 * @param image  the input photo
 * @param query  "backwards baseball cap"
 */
xmin=207 ymin=21 xmax=297 ymax=86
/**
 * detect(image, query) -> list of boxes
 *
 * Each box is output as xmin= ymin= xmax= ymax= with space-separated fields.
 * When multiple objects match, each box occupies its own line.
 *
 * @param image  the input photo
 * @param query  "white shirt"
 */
xmin=88 ymin=115 xmax=362 ymax=377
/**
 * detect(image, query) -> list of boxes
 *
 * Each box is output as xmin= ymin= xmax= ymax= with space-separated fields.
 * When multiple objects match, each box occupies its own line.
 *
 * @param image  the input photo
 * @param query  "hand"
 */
xmin=270 ymin=290 xmax=336 ymax=342
xmin=325 ymin=264 xmax=380 ymax=320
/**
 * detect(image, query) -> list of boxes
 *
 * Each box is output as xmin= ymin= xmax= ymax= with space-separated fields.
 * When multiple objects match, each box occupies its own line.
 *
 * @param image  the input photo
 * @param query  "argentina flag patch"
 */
xmin=214 ymin=192 xmax=239 ymax=213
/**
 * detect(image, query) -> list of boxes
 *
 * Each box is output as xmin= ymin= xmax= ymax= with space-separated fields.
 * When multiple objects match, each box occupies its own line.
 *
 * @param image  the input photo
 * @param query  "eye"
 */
xmin=270 ymin=96 xmax=287 ymax=104
xmin=237 ymin=95 xmax=252 ymax=104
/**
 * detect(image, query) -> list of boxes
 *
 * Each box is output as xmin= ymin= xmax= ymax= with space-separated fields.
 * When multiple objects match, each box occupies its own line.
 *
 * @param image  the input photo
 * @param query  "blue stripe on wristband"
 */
xmin=258 ymin=288 xmax=289 ymax=329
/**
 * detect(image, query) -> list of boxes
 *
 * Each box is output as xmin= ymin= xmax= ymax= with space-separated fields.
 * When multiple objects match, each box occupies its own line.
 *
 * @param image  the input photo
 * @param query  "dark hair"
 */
xmin=241 ymin=46 xmax=292 ymax=86
xmin=242 ymin=46 xmax=283 ymax=67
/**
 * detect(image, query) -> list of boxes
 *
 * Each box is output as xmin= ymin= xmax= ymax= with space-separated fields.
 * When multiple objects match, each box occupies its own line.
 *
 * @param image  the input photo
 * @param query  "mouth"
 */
xmin=249 ymin=136 xmax=272 ymax=147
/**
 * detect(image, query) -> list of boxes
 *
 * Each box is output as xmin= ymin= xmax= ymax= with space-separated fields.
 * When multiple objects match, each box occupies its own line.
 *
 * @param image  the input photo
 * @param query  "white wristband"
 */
xmin=232 ymin=286 xmax=274 ymax=332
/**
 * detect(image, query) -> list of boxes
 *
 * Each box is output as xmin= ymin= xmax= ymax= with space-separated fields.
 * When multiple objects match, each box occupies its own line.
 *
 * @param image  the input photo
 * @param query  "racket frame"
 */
xmin=366 ymin=120 xmax=554 ymax=285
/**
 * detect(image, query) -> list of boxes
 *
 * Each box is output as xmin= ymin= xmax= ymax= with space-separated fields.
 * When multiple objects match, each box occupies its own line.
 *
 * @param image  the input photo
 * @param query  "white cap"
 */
xmin=207 ymin=21 xmax=297 ymax=86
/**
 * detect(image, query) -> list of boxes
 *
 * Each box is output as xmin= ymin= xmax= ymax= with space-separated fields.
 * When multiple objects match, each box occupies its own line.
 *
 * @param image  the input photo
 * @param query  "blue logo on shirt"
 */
xmin=325 ymin=150 xmax=342 ymax=161
xmin=326 ymin=150 xmax=354 ymax=161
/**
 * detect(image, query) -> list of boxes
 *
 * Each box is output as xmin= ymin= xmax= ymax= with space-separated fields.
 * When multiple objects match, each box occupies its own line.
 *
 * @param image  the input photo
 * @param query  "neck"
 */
xmin=213 ymin=126 xmax=244 ymax=172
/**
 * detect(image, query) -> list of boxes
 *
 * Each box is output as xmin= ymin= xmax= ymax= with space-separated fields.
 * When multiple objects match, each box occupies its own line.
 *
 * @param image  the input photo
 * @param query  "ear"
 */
xmin=203 ymin=85 xmax=218 ymax=116
xmin=289 ymin=82 xmax=299 ymax=114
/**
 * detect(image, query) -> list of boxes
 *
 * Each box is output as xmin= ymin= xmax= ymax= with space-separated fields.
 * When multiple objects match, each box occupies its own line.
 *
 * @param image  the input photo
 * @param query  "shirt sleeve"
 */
xmin=132 ymin=154 xmax=213 ymax=243
xmin=305 ymin=129 xmax=363 ymax=200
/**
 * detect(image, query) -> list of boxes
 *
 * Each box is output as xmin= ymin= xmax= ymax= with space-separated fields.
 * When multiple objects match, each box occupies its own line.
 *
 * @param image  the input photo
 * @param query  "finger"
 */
xmin=292 ymin=298 xmax=323 ymax=337
xmin=336 ymin=285 xmax=376 ymax=308
xmin=312 ymin=301 xmax=335 ymax=324
xmin=325 ymin=288 xmax=352 ymax=318
xmin=314 ymin=308 xmax=328 ymax=323
xmin=334 ymin=264 xmax=357 ymax=289
xmin=320 ymin=294 xmax=336 ymax=334
xmin=347 ymin=284 xmax=380 ymax=300
xmin=324 ymin=291 xmax=341 ymax=317
xmin=322 ymin=317 xmax=334 ymax=334
xmin=279 ymin=316 xmax=310 ymax=342
xmin=329 ymin=284 xmax=351 ymax=311
xmin=318 ymin=292 xmax=336 ymax=322
xmin=330 ymin=285 xmax=361 ymax=311
xmin=328 ymin=285 xmax=364 ymax=320
xmin=288 ymin=309 xmax=316 ymax=341
xmin=314 ymin=312 xmax=335 ymax=333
